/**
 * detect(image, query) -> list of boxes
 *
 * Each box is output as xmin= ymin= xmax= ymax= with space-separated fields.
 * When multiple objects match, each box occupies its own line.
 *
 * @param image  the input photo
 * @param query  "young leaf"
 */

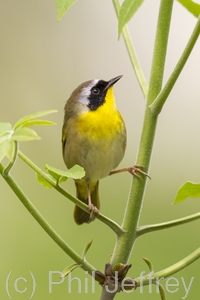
xmin=36 ymin=173 xmax=53 ymax=189
xmin=0 ymin=133 xmax=11 ymax=145
xmin=14 ymin=110 xmax=57 ymax=129
xmin=60 ymin=263 xmax=80 ymax=278
xmin=142 ymin=256 xmax=154 ymax=272
xmin=0 ymin=140 xmax=16 ymax=161
xmin=158 ymin=283 xmax=166 ymax=300
xmin=82 ymin=240 xmax=93 ymax=260
xmin=58 ymin=176 xmax=68 ymax=185
xmin=21 ymin=120 xmax=56 ymax=127
xmin=174 ymin=181 xmax=200 ymax=204
xmin=55 ymin=0 xmax=78 ymax=21
xmin=45 ymin=164 xmax=85 ymax=180
xmin=177 ymin=0 xmax=200 ymax=18
xmin=12 ymin=127 xmax=41 ymax=141
xmin=45 ymin=165 xmax=64 ymax=181
xmin=63 ymin=164 xmax=85 ymax=179
xmin=118 ymin=0 xmax=145 ymax=38
xmin=0 ymin=122 xmax=12 ymax=135
xmin=0 ymin=123 xmax=13 ymax=144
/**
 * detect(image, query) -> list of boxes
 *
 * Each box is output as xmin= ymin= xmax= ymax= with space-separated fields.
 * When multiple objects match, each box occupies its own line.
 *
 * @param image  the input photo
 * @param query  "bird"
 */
xmin=62 ymin=75 xmax=147 ymax=225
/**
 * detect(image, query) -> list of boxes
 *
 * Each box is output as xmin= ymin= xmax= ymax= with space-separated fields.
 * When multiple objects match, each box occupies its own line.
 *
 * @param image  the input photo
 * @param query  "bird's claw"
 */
xmin=127 ymin=165 xmax=151 ymax=179
xmin=88 ymin=204 xmax=99 ymax=222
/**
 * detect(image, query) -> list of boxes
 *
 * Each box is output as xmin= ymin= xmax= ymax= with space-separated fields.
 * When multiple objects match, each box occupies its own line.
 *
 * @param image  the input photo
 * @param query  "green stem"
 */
xmin=112 ymin=0 xmax=148 ymax=98
xmin=110 ymin=0 xmax=174 ymax=267
xmin=151 ymin=15 xmax=200 ymax=115
xmin=3 ymin=141 xmax=18 ymax=176
xmin=137 ymin=212 xmax=200 ymax=237
xmin=146 ymin=0 xmax=174 ymax=106
xmin=18 ymin=151 xmax=124 ymax=236
xmin=111 ymin=110 xmax=157 ymax=266
xmin=0 ymin=163 xmax=95 ymax=274
xmin=135 ymin=247 xmax=200 ymax=286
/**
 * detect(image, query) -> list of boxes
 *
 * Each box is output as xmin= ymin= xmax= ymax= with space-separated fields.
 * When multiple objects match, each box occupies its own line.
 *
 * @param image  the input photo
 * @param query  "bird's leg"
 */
xmin=110 ymin=165 xmax=151 ymax=179
xmin=87 ymin=183 xmax=99 ymax=221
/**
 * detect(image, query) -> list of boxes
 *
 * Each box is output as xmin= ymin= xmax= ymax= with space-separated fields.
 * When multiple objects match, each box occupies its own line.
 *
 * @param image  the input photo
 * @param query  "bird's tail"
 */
xmin=74 ymin=180 xmax=100 ymax=225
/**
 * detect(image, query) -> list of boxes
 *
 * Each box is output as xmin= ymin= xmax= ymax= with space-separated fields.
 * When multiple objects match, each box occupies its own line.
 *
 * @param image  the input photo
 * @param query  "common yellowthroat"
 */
xmin=62 ymin=75 xmax=146 ymax=225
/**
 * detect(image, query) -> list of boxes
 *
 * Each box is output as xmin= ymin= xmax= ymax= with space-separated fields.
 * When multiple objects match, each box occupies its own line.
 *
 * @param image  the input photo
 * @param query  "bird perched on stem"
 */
xmin=62 ymin=75 xmax=148 ymax=225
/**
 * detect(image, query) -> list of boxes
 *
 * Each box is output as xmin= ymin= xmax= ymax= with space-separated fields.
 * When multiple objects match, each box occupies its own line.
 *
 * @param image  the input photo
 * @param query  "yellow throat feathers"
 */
xmin=76 ymin=86 xmax=124 ymax=139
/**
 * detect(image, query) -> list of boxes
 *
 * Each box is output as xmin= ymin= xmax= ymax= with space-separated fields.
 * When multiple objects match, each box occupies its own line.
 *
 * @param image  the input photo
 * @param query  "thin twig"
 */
xmin=137 ymin=212 xmax=200 ymax=237
xmin=150 ymin=15 xmax=200 ymax=115
xmin=135 ymin=247 xmax=200 ymax=286
xmin=0 ymin=163 xmax=95 ymax=274
xmin=18 ymin=151 xmax=124 ymax=236
xmin=112 ymin=0 xmax=148 ymax=98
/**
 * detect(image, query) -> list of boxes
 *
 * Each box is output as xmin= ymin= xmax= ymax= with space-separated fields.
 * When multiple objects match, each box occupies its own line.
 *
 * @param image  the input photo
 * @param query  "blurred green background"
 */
xmin=1 ymin=0 xmax=200 ymax=299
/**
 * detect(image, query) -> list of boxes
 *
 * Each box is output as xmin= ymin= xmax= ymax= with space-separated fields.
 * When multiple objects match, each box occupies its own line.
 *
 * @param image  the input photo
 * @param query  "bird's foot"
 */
xmin=127 ymin=165 xmax=151 ymax=179
xmin=110 ymin=165 xmax=151 ymax=179
xmin=88 ymin=203 xmax=99 ymax=222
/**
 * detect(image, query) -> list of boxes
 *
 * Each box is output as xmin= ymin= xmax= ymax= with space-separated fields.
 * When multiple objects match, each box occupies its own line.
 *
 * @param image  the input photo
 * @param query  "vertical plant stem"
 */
xmin=146 ymin=0 xmax=174 ymax=106
xmin=111 ymin=110 xmax=157 ymax=265
xmin=101 ymin=1 xmax=174 ymax=294
xmin=110 ymin=0 xmax=174 ymax=266
xmin=100 ymin=289 xmax=117 ymax=300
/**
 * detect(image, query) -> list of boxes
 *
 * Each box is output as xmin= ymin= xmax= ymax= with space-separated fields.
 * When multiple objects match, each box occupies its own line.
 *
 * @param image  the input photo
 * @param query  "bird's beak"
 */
xmin=104 ymin=75 xmax=123 ymax=91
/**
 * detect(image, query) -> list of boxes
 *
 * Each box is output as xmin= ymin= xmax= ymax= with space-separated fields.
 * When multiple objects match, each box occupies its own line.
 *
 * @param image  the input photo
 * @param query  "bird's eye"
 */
xmin=92 ymin=87 xmax=100 ymax=95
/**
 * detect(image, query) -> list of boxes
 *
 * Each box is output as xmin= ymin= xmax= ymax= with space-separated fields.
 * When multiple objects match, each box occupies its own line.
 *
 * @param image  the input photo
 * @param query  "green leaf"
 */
xmin=45 ymin=165 xmax=66 ymax=181
xmin=0 ymin=140 xmax=16 ymax=161
xmin=177 ymin=0 xmax=200 ymax=17
xmin=118 ymin=0 xmax=145 ymax=38
xmin=55 ymin=0 xmax=78 ymax=21
xmin=12 ymin=127 xmax=41 ymax=141
xmin=82 ymin=240 xmax=93 ymax=260
xmin=36 ymin=173 xmax=53 ymax=189
xmin=58 ymin=176 xmax=68 ymax=184
xmin=142 ymin=256 xmax=154 ymax=272
xmin=14 ymin=110 xmax=57 ymax=129
xmin=0 ymin=122 xmax=12 ymax=134
xmin=21 ymin=120 xmax=56 ymax=127
xmin=158 ymin=283 xmax=166 ymax=300
xmin=64 ymin=164 xmax=85 ymax=179
xmin=174 ymin=181 xmax=200 ymax=204
xmin=0 ymin=123 xmax=13 ymax=145
xmin=0 ymin=133 xmax=11 ymax=145
xmin=45 ymin=164 xmax=85 ymax=181
xmin=60 ymin=263 xmax=80 ymax=278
